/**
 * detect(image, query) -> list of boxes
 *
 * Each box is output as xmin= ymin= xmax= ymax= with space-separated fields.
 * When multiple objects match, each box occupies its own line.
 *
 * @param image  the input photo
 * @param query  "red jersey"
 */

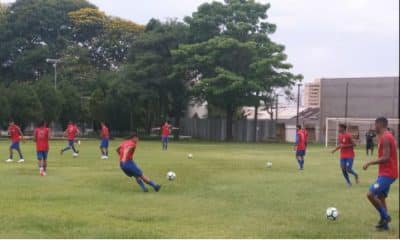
xmin=339 ymin=132 xmax=354 ymax=158
xmin=34 ymin=127 xmax=50 ymax=151
xmin=296 ymin=130 xmax=306 ymax=151
xmin=378 ymin=131 xmax=398 ymax=179
xmin=302 ymin=129 xmax=309 ymax=144
xmin=101 ymin=125 xmax=109 ymax=139
xmin=66 ymin=124 xmax=78 ymax=140
xmin=119 ymin=140 xmax=136 ymax=162
xmin=8 ymin=124 xmax=22 ymax=143
xmin=161 ymin=124 xmax=170 ymax=137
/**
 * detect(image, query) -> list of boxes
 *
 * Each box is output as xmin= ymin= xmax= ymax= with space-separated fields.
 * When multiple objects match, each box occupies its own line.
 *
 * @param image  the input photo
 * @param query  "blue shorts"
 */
xmin=162 ymin=136 xmax=169 ymax=143
xmin=120 ymin=160 xmax=143 ymax=178
xmin=10 ymin=142 xmax=20 ymax=150
xmin=340 ymin=158 xmax=354 ymax=169
xmin=68 ymin=140 xmax=75 ymax=147
xmin=369 ymin=176 xmax=396 ymax=198
xmin=37 ymin=151 xmax=48 ymax=160
xmin=296 ymin=150 xmax=305 ymax=157
xmin=100 ymin=139 xmax=109 ymax=148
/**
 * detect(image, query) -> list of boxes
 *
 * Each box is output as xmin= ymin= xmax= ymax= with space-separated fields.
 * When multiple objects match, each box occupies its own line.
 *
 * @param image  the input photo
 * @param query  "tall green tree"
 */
xmin=33 ymin=79 xmax=64 ymax=123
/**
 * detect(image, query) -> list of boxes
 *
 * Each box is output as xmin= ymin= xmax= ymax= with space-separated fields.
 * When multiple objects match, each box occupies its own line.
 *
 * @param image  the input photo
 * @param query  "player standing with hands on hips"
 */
xmin=363 ymin=117 xmax=398 ymax=231
xmin=34 ymin=121 xmax=50 ymax=176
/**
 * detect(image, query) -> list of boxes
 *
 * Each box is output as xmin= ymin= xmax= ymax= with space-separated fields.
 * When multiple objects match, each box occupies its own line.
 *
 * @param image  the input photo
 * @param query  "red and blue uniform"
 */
xmin=369 ymin=131 xmax=398 ymax=197
xmin=100 ymin=125 xmax=109 ymax=148
xmin=8 ymin=124 xmax=22 ymax=149
xmin=34 ymin=127 xmax=50 ymax=160
xmin=119 ymin=140 xmax=143 ymax=177
xmin=296 ymin=130 xmax=306 ymax=156
xmin=161 ymin=124 xmax=170 ymax=142
xmin=339 ymin=132 xmax=355 ymax=169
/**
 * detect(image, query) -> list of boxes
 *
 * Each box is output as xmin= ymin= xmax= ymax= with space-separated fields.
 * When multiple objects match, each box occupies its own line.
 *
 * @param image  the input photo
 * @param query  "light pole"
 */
xmin=296 ymin=83 xmax=302 ymax=126
xmin=46 ymin=58 xmax=61 ymax=90
xmin=344 ymin=82 xmax=349 ymax=124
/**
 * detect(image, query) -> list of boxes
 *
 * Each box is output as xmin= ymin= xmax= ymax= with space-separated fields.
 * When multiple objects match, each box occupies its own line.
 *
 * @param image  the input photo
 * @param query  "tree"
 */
xmin=175 ymin=0 xmax=301 ymax=141
xmin=58 ymin=82 xmax=81 ymax=126
xmin=33 ymin=79 xmax=64 ymax=123
xmin=0 ymin=85 xmax=11 ymax=128
xmin=8 ymin=83 xmax=43 ymax=127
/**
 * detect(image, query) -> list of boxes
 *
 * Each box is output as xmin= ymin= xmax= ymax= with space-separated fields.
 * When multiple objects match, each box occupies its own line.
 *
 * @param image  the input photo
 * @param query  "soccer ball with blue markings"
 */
xmin=166 ymin=171 xmax=176 ymax=181
xmin=326 ymin=207 xmax=339 ymax=221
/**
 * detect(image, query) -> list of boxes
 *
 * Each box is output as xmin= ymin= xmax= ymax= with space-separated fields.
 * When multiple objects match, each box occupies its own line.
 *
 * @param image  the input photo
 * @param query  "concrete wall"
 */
xmin=319 ymin=76 xmax=399 ymax=141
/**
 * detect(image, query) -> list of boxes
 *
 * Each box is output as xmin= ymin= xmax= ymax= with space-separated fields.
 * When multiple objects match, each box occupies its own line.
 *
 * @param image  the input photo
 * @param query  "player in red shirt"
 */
xmin=331 ymin=124 xmax=359 ymax=186
xmin=99 ymin=122 xmax=110 ymax=159
xmin=60 ymin=121 xmax=80 ymax=157
xmin=5 ymin=121 xmax=25 ymax=163
xmin=294 ymin=125 xmax=306 ymax=170
xmin=34 ymin=121 xmax=50 ymax=176
xmin=116 ymin=132 xmax=161 ymax=192
xmin=152 ymin=121 xmax=178 ymax=150
xmin=363 ymin=117 xmax=398 ymax=230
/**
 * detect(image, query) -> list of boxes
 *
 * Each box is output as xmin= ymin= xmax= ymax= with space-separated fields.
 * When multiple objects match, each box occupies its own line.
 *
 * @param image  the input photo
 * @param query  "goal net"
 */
xmin=324 ymin=118 xmax=400 ymax=147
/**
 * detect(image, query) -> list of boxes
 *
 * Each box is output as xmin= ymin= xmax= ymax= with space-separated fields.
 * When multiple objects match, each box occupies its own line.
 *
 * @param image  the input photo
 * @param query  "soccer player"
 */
xmin=365 ymin=129 xmax=376 ymax=156
xmin=60 ymin=121 xmax=80 ymax=157
xmin=331 ymin=124 xmax=359 ymax=186
xmin=294 ymin=125 xmax=306 ymax=170
xmin=5 ymin=121 xmax=25 ymax=163
xmin=302 ymin=126 xmax=309 ymax=153
xmin=116 ymin=132 xmax=161 ymax=192
xmin=100 ymin=122 xmax=110 ymax=159
xmin=161 ymin=121 xmax=171 ymax=150
xmin=34 ymin=121 xmax=50 ymax=176
xmin=363 ymin=117 xmax=398 ymax=231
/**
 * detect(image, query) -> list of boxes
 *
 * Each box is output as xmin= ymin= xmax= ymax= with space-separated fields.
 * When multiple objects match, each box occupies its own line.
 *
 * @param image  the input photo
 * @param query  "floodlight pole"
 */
xmin=296 ymin=83 xmax=302 ymax=126
xmin=46 ymin=58 xmax=61 ymax=90
xmin=344 ymin=82 xmax=349 ymax=125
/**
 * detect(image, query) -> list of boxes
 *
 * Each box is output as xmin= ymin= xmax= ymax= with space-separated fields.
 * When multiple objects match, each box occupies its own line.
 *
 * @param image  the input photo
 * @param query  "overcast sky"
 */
xmin=1 ymin=0 xmax=399 ymax=83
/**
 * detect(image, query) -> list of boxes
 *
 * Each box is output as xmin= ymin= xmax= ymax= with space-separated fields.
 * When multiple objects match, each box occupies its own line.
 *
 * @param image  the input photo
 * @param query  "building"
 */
xmin=303 ymin=78 xmax=321 ymax=108
xmin=319 ymin=76 xmax=399 ymax=143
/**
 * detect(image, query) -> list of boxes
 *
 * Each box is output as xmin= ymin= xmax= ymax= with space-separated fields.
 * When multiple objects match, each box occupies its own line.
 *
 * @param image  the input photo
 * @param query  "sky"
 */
xmin=1 ymin=0 xmax=399 ymax=83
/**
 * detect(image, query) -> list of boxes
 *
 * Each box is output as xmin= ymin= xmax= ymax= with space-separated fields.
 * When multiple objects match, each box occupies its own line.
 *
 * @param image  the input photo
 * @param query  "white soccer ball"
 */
xmin=188 ymin=153 xmax=193 ymax=159
xmin=166 ymin=171 xmax=176 ymax=181
xmin=266 ymin=162 xmax=272 ymax=168
xmin=326 ymin=207 xmax=339 ymax=221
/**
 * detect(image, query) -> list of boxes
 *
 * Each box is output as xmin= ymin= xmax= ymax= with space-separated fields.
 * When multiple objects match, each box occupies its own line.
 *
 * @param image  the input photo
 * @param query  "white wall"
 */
xmin=285 ymin=125 xmax=297 ymax=143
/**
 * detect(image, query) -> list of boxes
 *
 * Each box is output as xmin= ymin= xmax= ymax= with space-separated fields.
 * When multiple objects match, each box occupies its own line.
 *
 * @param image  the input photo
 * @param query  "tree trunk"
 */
xmin=226 ymin=107 xmax=234 ymax=141
xmin=253 ymin=104 xmax=259 ymax=142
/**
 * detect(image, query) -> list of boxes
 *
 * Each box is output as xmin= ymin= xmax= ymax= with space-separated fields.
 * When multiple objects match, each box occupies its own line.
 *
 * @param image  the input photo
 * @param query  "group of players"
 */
xmin=2 ymin=117 xmax=398 ymax=230
xmin=294 ymin=117 xmax=398 ymax=231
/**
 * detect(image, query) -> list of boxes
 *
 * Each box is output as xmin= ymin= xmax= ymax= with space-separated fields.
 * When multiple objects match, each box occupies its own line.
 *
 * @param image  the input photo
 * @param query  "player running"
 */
xmin=100 ymin=122 xmax=110 ymax=159
xmin=34 ymin=121 xmax=50 ymax=176
xmin=331 ymin=124 xmax=359 ymax=186
xmin=60 ymin=121 xmax=80 ymax=157
xmin=5 ymin=121 xmax=25 ymax=163
xmin=117 ymin=132 xmax=161 ymax=192
xmin=295 ymin=125 xmax=306 ymax=170
xmin=363 ymin=117 xmax=398 ymax=231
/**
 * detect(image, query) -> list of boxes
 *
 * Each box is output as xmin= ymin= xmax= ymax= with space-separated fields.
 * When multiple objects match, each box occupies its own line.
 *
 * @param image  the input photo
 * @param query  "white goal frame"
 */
xmin=325 ymin=117 xmax=400 ymax=147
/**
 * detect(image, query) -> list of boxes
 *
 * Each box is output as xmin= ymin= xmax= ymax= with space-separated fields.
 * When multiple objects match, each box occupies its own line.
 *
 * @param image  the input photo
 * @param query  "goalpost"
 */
xmin=325 ymin=117 xmax=400 ymax=147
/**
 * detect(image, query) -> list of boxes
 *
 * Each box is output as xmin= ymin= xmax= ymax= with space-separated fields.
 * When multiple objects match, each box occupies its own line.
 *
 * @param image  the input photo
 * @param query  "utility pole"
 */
xmin=344 ymin=82 xmax=349 ymax=124
xmin=296 ymin=83 xmax=302 ymax=126
xmin=46 ymin=58 xmax=61 ymax=90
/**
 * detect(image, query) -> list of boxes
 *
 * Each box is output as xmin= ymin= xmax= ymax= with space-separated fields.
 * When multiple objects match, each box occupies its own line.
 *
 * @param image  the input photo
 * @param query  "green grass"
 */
xmin=0 ymin=140 xmax=398 ymax=238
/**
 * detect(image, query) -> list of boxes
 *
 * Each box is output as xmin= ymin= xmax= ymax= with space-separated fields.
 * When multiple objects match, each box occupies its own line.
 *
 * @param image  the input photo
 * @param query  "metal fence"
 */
xmin=179 ymin=118 xmax=276 ymax=142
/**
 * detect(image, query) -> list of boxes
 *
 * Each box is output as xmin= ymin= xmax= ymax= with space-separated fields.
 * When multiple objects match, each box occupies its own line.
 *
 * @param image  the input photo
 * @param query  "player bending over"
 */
xmin=34 ymin=121 xmax=50 ymax=176
xmin=100 ymin=122 xmax=110 ymax=159
xmin=116 ymin=132 xmax=161 ymax=192
xmin=331 ymin=124 xmax=359 ymax=186
xmin=363 ymin=117 xmax=398 ymax=231
xmin=5 ymin=121 xmax=25 ymax=163
xmin=294 ymin=125 xmax=306 ymax=170
xmin=60 ymin=121 xmax=80 ymax=157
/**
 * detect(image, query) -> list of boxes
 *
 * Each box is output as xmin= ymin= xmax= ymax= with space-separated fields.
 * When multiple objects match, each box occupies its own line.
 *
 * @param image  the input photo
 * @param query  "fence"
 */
xmin=179 ymin=118 xmax=276 ymax=142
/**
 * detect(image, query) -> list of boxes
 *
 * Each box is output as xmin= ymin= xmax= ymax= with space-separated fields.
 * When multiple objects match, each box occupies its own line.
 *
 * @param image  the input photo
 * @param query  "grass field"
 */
xmin=0 ymin=139 xmax=398 ymax=238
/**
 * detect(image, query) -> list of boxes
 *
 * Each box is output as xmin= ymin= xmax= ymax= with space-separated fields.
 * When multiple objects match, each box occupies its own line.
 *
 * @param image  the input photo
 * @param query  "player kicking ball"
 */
xmin=331 ymin=124 xmax=359 ymax=186
xmin=117 ymin=132 xmax=161 ymax=193
xmin=34 ymin=121 xmax=50 ymax=176
xmin=5 ymin=121 xmax=25 ymax=163
xmin=363 ymin=117 xmax=398 ymax=231
xmin=60 ymin=121 xmax=80 ymax=157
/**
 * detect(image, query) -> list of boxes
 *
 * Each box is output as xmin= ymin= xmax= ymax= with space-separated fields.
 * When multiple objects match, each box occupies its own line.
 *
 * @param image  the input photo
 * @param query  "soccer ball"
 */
xmin=326 ymin=207 xmax=339 ymax=221
xmin=166 ymin=171 xmax=176 ymax=181
xmin=188 ymin=153 xmax=193 ymax=159
xmin=266 ymin=162 xmax=272 ymax=168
